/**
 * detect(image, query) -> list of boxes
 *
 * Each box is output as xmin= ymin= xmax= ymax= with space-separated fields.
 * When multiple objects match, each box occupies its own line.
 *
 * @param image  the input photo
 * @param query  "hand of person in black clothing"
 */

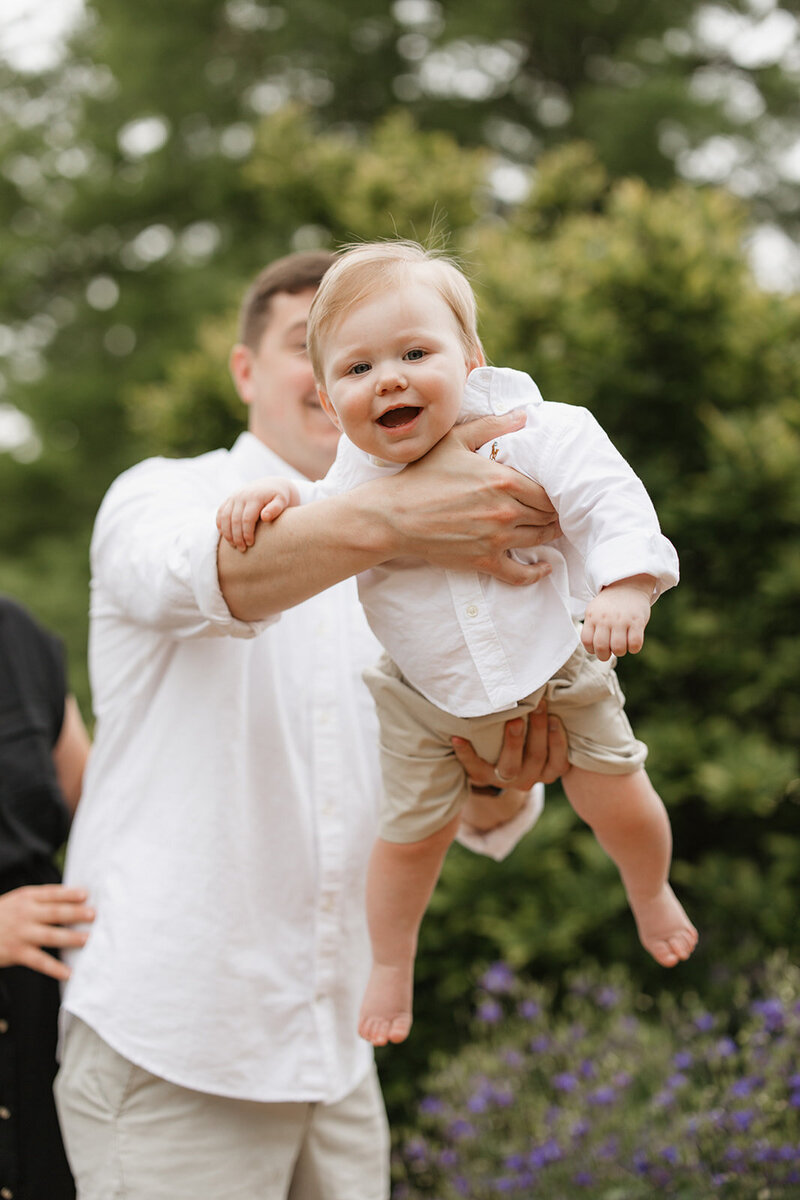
xmin=0 ymin=885 xmax=94 ymax=980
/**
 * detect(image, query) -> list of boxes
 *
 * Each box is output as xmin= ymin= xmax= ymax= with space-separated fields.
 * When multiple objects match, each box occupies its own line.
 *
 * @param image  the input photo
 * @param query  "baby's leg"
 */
xmin=360 ymin=814 xmax=460 ymax=1047
xmin=563 ymin=767 xmax=697 ymax=967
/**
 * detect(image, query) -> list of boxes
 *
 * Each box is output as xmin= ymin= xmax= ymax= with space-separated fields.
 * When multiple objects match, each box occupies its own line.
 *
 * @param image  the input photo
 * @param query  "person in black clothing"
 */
xmin=0 ymin=596 xmax=91 ymax=1200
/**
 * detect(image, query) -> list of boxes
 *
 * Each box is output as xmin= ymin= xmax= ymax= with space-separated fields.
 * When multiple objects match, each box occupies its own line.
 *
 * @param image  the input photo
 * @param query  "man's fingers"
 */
xmin=493 ymin=718 xmax=526 ymax=785
xmin=540 ymin=715 xmax=569 ymax=784
xmin=482 ymin=556 xmax=553 ymax=587
xmin=451 ymin=737 xmax=495 ymax=787
xmin=454 ymin=409 xmax=527 ymax=451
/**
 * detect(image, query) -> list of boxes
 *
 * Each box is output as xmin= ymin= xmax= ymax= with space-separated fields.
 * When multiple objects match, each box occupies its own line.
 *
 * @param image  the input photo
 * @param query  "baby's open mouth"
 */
xmin=377 ymin=406 xmax=421 ymax=428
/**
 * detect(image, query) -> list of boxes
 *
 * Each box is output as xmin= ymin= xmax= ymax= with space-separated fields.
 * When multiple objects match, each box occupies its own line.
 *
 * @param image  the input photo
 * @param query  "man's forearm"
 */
xmin=220 ymin=412 xmax=562 ymax=621
xmin=218 ymin=487 xmax=393 ymax=621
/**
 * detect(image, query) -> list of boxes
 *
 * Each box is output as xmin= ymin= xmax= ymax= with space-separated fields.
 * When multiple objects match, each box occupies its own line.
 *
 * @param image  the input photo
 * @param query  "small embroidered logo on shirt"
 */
xmin=489 ymin=441 xmax=500 ymax=461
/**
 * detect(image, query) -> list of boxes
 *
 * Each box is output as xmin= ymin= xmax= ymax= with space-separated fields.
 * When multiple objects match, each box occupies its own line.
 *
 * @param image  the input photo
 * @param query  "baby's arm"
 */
xmin=581 ymin=573 xmax=656 ymax=661
xmin=217 ymin=476 xmax=301 ymax=552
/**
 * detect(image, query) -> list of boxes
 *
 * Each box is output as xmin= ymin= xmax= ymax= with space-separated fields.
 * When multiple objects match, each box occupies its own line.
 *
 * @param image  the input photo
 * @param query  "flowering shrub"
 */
xmin=392 ymin=953 xmax=800 ymax=1198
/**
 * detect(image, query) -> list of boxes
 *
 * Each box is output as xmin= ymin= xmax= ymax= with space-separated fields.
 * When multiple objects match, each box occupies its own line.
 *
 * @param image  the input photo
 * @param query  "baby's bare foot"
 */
xmin=628 ymin=883 xmax=698 ymax=967
xmin=358 ymin=962 xmax=413 ymax=1046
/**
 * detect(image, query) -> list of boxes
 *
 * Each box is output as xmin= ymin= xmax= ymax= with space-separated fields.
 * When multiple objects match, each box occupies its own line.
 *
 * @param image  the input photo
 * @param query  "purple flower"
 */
xmin=595 ymin=986 xmax=620 ymax=1009
xmin=661 ymin=1146 xmax=679 ymax=1164
xmin=467 ymin=1093 xmax=488 ymax=1114
xmin=518 ymin=998 xmax=541 ymax=1020
xmin=404 ymin=1137 xmax=428 ymax=1163
xmin=579 ymin=1059 xmax=596 ymax=1079
xmin=589 ymin=1085 xmax=617 ymax=1106
xmin=789 ymin=1090 xmax=800 ymax=1108
xmin=529 ymin=1035 xmax=550 ymax=1052
xmin=438 ymin=1148 xmax=458 ymax=1167
xmin=713 ymin=1036 xmax=737 ymax=1058
xmin=477 ymin=999 xmax=503 ymax=1024
xmin=573 ymin=1171 xmax=594 ymax=1186
xmin=731 ymin=1109 xmax=754 ymax=1132
xmin=597 ymin=1136 xmax=620 ymax=1161
xmin=503 ymin=1153 xmax=526 ymax=1170
xmin=528 ymin=1139 xmax=562 ymax=1167
xmin=631 ymin=1150 xmax=649 ymax=1175
xmin=571 ymin=1118 xmax=591 ymax=1139
xmin=751 ymin=998 xmax=785 ymax=1031
xmin=694 ymin=1012 xmax=715 ymax=1032
xmin=729 ymin=1077 xmax=755 ymax=1098
xmin=419 ymin=1095 xmax=445 ymax=1115
xmin=447 ymin=1119 xmax=476 ymax=1141
xmin=667 ymin=1073 xmax=688 ymax=1089
xmin=453 ymin=1175 xmax=470 ymax=1196
xmin=553 ymin=1072 xmax=578 ymax=1093
xmin=502 ymin=1050 xmax=524 ymax=1069
xmin=481 ymin=962 xmax=516 ymax=994
xmin=673 ymin=1050 xmax=693 ymax=1069
xmin=492 ymin=1177 xmax=516 ymax=1192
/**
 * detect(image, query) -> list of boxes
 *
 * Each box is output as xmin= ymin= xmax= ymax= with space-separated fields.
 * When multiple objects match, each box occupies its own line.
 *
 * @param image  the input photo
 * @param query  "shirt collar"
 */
xmin=229 ymin=431 xmax=314 ymax=483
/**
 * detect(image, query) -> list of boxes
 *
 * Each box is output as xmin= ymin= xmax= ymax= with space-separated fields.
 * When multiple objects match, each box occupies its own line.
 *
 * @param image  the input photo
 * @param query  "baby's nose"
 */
xmin=376 ymin=367 xmax=407 ymax=394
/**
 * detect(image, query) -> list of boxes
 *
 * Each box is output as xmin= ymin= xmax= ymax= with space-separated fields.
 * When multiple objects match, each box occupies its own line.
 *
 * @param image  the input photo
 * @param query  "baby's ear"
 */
xmin=468 ymin=346 xmax=486 ymax=372
xmin=318 ymin=388 xmax=343 ymax=431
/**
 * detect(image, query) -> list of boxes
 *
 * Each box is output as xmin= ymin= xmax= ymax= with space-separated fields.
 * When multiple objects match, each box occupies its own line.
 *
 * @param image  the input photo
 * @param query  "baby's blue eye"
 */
xmin=351 ymin=362 xmax=370 ymax=375
xmin=405 ymin=348 xmax=425 ymax=361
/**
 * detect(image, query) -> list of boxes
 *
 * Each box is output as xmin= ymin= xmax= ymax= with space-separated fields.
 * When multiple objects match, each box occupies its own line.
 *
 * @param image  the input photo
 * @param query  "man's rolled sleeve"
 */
xmin=92 ymin=456 xmax=277 ymax=640
xmin=456 ymin=785 xmax=545 ymax=862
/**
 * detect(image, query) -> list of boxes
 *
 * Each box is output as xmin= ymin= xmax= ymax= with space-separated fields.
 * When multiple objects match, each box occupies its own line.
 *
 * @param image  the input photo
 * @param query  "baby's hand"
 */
xmin=216 ymin=476 xmax=299 ymax=552
xmin=581 ymin=575 xmax=655 ymax=662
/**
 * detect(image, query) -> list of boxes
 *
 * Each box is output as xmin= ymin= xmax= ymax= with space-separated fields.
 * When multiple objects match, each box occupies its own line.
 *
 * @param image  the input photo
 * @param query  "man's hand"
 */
xmin=455 ymin=703 xmax=569 ymax=833
xmin=0 ymin=885 xmax=94 ymax=981
xmin=384 ymin=410 xmax=561 ymax=585
xmin=581 ymin=574 xmax=655 ymax=662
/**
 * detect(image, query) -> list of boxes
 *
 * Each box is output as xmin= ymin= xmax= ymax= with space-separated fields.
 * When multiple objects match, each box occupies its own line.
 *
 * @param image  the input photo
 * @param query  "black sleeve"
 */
xmin=0 ymin=597 xmax=71 ymax=883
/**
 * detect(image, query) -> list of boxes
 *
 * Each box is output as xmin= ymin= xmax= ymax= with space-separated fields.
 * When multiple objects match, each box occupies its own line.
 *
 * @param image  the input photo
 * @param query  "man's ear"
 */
xmin=318 ymin=388 xmax=343 ymax=431
xmin=229 ymin=344 xmax=254 ymax=405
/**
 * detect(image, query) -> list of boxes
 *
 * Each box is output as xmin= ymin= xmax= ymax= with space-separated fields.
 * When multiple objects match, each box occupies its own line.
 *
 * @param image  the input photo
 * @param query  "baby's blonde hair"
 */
xmin=307 ymin=240 xmax=483 ymax=383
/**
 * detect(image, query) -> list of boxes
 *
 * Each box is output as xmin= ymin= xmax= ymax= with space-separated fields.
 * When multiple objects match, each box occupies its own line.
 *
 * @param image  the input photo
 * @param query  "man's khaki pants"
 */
xmin=55 ymin=1017 xmax=390 ymax=1200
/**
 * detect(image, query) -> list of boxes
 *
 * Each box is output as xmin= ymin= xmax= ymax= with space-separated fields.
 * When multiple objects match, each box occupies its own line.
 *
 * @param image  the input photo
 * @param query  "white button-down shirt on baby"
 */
xmin=302 ymin=366 xmax=680 ymax=718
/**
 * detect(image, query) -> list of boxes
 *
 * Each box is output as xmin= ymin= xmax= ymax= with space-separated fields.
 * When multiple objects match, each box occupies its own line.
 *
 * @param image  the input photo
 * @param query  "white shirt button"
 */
xmin=466 ymin=604 xmax=479 ymax=618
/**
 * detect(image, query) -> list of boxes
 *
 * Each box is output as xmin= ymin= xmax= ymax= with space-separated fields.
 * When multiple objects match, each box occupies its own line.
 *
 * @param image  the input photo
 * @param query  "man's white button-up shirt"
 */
xmin=303 ymin=367 xmax=680 ymax=718
xmin=61 ymin=434 xmax=384 ymax=1104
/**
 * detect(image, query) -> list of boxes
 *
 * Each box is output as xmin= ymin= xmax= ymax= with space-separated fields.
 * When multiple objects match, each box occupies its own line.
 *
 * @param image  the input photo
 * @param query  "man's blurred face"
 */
xmin=230 ymin=288 xmax=340 ymax=481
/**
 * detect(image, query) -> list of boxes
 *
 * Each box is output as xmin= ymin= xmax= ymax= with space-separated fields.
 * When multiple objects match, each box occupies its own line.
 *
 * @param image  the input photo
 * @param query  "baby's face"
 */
xmin=316 ymin=280 xmax=480 ymax=463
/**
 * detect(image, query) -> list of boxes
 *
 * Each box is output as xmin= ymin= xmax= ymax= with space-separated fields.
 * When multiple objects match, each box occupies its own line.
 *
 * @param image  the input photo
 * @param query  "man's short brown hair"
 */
xmin=238 ymin=250 xmax=337 ymax=349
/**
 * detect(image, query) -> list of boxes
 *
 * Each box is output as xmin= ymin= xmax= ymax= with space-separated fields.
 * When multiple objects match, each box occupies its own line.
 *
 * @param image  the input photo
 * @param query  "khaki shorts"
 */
xmin=55 ymin=1017 xmax=390 ymax=1200
xmin=363 ymin=642 xmax=647 ymax=844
